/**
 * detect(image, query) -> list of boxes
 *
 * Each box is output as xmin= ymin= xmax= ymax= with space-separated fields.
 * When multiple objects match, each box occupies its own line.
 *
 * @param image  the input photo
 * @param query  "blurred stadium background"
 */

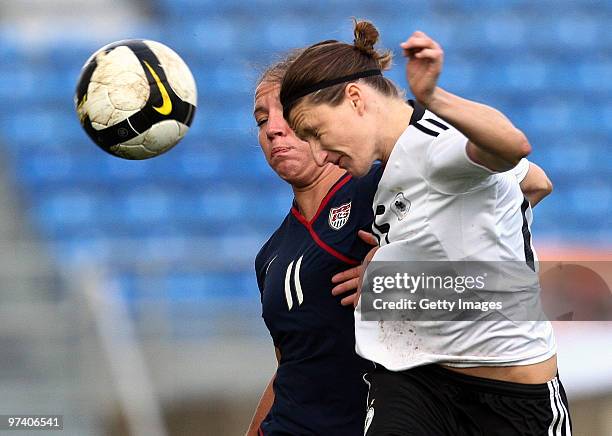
xmin=0 ymin=0 xmax=610 ymax=435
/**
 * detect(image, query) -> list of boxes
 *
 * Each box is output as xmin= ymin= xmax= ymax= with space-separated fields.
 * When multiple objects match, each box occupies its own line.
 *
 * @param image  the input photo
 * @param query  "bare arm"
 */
xmin=401 ymin=32 xmax=531 ymax=172
xmin=429 ymin=88 xmax=530 ymax=172
xmin=246 ymin=347 xmax=280 ymax=436
xmin=520 ymin=162 xmax=553 ymax=207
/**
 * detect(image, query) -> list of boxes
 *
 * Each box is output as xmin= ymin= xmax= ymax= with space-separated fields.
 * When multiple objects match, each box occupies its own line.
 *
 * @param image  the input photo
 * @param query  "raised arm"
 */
xmin=401 ymin=31 xmax=531 ymax=172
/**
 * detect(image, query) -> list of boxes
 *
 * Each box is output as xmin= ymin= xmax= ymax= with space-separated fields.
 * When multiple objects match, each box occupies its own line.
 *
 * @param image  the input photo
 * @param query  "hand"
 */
xmin=400 ymin=31 xmax=444 ymax=107
xmin=331 ymin=231 xmax=379 ymax=306
xmin=356 ymin=242 xmax=379 ymax=308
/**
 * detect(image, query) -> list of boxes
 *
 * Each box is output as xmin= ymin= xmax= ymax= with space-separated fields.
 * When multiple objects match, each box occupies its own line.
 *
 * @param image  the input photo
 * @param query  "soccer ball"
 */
xmin=75 ymin=39 xmax=197 ymax=159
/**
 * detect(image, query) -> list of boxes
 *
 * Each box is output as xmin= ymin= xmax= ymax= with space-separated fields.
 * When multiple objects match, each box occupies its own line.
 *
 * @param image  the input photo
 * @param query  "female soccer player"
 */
xmin=247 ymin=53 xmax=383 ymax=436
xmin=280 ymin=21 xmax=569 ymax=436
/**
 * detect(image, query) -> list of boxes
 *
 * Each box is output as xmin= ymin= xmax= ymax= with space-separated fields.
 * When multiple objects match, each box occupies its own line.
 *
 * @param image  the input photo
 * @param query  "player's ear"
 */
xmin=345 ymin=83 xmax=365 ymax=115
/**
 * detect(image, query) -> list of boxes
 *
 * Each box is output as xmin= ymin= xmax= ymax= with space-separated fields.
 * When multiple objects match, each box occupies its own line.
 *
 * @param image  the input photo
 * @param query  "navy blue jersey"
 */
xmin=255 ymin=165 xmax=383 ymax=435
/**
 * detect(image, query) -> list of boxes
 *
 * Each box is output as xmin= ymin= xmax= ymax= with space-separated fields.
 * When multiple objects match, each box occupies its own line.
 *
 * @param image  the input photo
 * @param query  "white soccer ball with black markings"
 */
xmin=75 ymin=39 xmax=197 ymax=159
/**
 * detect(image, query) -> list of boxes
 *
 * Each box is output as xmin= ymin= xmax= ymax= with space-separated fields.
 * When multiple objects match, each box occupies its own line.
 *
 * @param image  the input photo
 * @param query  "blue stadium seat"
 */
xmin=155 ymin=0 xmax=219 ymax=17
xmin=181 ymin=144 xmax=223 ymax=170
xmin=0 ymin=36 xmax=19 ymax=66
xmin=555 ymin=14 xmax=603 ymax=49
xmin=204 ymin=62 xmax=255 ymax=95
xmin=0 ymin=67 xmax=36 ymax=100
xmin=260 ymin=17 xmax=311 ymax=51
xmin=165 ymin=271 xmax=251 ymax=300
xmin=122 ymin=188 xmax=172 ymax=224
xmin=17 ymin=153 xmax=75 ymax=184
xmin=569 ymin=184 xmax=611 ymax=217
xmin=35 ymin=191 xmax=96 ymax=228
xmin=578 ymin=61 xmax=612 ymax=92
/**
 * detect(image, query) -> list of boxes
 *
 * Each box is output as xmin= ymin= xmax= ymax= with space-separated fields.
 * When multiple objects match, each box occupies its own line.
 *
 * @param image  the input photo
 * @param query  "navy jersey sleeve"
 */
xmin=254 ymin=249 xmax=266 ymax=298
xmin=255 ymin=235 xmax=275 ymax=301
xmin=254 ymin=216 xmax=288 ymax=301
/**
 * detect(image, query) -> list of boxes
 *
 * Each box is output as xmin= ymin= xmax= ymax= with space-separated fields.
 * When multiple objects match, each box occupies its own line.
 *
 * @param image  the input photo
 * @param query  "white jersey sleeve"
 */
xmin=424 ymin=124 xmax=495 ymax=195
xmin=512 ymin=158 xmax=530 ymax=183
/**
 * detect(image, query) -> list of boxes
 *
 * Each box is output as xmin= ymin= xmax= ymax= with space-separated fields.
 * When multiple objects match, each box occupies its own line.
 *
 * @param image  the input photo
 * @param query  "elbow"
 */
xmin=527 ymin=179 xmax=552 ymax=207
xmin=521 ymin=162 xmax=553 ymax=206
xmin=533 ymin=177 xmax=553 ymax=199
xmin=509 ymin=130 xmax=531 ymax=166
xmin=518 ymin=132 xmax=532 ymax=158
xmin=543 ymin=176 xmax=553 ymax=196
xmin=506 ymin=132 xmax=531 ymax=167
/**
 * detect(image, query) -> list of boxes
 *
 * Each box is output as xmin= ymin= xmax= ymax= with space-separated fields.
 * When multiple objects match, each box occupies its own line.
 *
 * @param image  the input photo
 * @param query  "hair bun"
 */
xmin=352 ymin=19 xmax=393 ymax=70
xmin=353 ymin=19 xmax=379 ymax=56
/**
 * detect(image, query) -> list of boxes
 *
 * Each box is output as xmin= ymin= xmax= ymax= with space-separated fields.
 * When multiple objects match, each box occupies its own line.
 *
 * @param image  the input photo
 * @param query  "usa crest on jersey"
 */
xmin=329 ymin=202 xmax=351 ymax=230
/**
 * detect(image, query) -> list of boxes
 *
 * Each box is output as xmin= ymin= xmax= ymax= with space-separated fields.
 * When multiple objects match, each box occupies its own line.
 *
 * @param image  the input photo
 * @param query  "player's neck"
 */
xmin=378 ymin=99 xmax=414 ymax=164
xmin=293 ymin=165 xmax=346 ymax=221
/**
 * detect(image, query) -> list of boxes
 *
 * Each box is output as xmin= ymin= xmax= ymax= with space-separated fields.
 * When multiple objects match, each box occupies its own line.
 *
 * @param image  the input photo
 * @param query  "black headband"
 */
xmin=282 ymin=69 xmax=382 ymax=119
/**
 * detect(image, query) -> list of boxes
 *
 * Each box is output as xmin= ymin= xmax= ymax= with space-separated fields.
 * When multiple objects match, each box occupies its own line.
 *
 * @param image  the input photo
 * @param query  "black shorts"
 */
xmin=363 ymin=364 xmax=572 ymax=436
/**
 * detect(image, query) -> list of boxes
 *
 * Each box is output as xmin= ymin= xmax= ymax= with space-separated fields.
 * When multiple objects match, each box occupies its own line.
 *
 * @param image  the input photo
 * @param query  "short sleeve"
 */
xmin=254 ymin=251 xmax=267 ymax=298
xmin=511 ymin=158 xmax=530 ymax=183
xmin=254 ymin=237 xmax=275 ymax=299
xmin=425 ymin=127 xmax=496 ymax=194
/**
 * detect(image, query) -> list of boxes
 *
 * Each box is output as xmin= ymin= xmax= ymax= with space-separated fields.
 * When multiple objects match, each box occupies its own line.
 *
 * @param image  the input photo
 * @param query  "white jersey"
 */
xmin=355 ymin=102 xmax=555 ymax=370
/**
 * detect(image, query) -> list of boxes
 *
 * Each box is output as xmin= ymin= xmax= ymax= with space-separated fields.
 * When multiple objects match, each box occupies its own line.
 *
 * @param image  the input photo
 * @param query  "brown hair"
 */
xmin=280 ymin=19 xmax=399 ymax=121
xmin=256 ymin=49 xmax=304 ymax=89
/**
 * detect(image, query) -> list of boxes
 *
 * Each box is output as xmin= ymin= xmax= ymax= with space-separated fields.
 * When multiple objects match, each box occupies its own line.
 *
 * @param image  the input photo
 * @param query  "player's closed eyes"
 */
xmin=256 ymin=118 xmax=268 ymax=127
xmin=297 ymin=127 xmax=318 ymax=140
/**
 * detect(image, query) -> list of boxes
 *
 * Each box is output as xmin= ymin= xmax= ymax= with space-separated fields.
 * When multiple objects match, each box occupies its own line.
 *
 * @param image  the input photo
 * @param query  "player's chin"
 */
xmin=270 ymin=155 xmax=297 ymax=173
xmin=273 ymin=160 xmax=304 ymax=182
xmin=343 ymin=160 xmax=371 ymax=178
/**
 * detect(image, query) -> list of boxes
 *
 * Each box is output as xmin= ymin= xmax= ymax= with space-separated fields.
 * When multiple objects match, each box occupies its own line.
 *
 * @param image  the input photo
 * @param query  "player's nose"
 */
xmin=266 ymin=115 xmax=289 ymax=140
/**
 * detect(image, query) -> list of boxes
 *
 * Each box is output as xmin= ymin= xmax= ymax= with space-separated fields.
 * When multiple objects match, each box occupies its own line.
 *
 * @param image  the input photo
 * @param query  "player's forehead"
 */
xmin=253 ymin=81 xmax=280 ymax=113
xmin=290 ymin=100 xmax=319 ymax=134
